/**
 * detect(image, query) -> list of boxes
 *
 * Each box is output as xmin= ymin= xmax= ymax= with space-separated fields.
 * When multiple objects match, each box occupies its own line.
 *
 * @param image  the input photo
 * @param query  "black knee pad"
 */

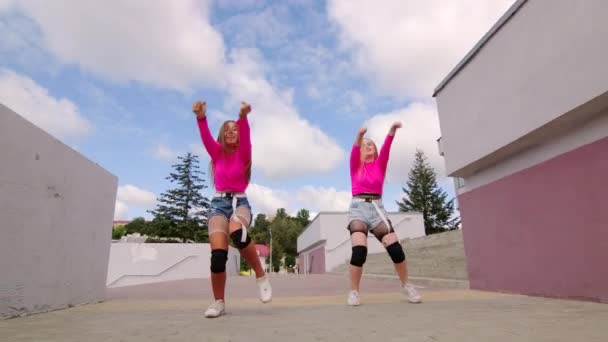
xmin=386 ymin=242 xmax=406 ymax=264
xmin=230 ymin=229 xmax=251 ymax=249
xmin=350 ymin=246 xmax=368 ymax=267
xmin=210 ymin=249 xmax=228 ymax=273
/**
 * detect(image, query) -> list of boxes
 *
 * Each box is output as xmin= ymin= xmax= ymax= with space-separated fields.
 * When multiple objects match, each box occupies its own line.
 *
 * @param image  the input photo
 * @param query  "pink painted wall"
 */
xmin=307 ymin=246 xmax=326 ymax=274
xmin=459 ymin=137 xmax=608 ymax=303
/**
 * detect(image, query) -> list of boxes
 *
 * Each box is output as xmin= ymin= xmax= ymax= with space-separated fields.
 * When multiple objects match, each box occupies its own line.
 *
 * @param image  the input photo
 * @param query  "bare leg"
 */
xmin=229 ymin=208 xmax=265 ymax=278
xmin=209 ymin=216 xmax=229 ymax=301
xmin=372 ymin=224 xmax=408 ymax=285
xmin=383 ymin=232 xmax=408 ymax=285
xmin=348 ymin=220 xmax=369 ymax=292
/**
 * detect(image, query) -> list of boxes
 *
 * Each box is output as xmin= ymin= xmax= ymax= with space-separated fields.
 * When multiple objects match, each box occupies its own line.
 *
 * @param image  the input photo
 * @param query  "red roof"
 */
xmin=255 ymin=244 xmax=270 ymax=257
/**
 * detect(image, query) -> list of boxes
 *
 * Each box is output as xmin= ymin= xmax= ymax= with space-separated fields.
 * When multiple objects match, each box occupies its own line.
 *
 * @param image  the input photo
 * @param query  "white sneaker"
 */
xmin=347 ymin=290 xmax=361 ymax=306
xmin=256 ymin=275 xmax=272 ymax=303
xmin=204 ymin=300 xmax=225 ymax=318
xmin=402 ymin=283 xmax=422 ymax=303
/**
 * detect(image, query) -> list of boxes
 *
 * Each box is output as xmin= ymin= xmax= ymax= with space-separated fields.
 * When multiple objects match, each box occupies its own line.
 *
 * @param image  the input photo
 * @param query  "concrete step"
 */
xmin=332 ymin=230 xmax=468 ymax=280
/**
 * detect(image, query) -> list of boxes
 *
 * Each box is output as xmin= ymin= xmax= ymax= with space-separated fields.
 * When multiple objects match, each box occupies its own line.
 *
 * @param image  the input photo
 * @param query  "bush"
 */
xmin=112 ymin=225 xmax=127 ymax=240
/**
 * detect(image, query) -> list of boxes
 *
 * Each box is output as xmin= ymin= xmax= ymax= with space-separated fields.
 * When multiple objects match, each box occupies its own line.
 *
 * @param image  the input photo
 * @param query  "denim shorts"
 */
xmin=208 ymin=196 xmax=252 ymax=225
xmin=347 ymin=198 xmax=390 ymax=230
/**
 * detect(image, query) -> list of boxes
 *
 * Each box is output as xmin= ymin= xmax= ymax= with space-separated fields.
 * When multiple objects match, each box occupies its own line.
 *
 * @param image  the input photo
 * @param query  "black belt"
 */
xmin=214 ymin=192 xmax=246 ymax=198
xmin=353 ymin=193 xmax=381 ymax=202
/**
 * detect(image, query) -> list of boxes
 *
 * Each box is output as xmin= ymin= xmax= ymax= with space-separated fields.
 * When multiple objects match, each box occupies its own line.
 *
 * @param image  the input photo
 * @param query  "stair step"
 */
xmin=331 ymin=230 xmax=468 ymax=280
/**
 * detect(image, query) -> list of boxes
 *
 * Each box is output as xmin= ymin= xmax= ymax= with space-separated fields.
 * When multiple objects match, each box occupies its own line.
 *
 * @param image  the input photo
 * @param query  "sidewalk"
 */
xmin=1 ymin=274 xmax=607 ymax=342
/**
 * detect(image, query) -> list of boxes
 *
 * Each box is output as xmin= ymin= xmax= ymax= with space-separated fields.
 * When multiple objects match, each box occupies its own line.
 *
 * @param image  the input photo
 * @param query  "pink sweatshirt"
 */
xmin=350 ymin=135 xmax=394 ymax=196
xmin=197 ymin=116 xmax=251 ymax=192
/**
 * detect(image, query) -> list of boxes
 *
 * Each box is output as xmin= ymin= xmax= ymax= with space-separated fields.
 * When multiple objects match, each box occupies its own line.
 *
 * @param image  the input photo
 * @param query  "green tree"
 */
xmin=248 ymin=214 xmax=271 ymax=244
xmin=112 ymin=225 xmax=127 ymax=240
xmin=397 ymin=150 xmax=460 ymax=235
xmin=240 ymin=256 xmax=251 ymax=272
xmin=269 ymin=249 xmax=283 ymax=272
xmin=267 ymin=208 xmax=308 ymax=272
xmin=295 ymin=209 xmax=311 ymax=227
xmin=272 ymin=218 xmax=300 ymax=256
xmin=124 ymin=217 xmax=150 ymax=235
xmin=148 ymin=153 xmax=211 ymax=242
xmin=274 ymin=208 xmax=288 ymax=220
xmin=284 ymin=255 xmax=296 ymax=269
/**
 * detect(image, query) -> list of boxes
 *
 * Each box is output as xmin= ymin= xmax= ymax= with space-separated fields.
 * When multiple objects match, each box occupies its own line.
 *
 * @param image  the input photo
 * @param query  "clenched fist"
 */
xmin=192 ymin=101 xmax=206 ymax=120
xmin=239 ymin=101 xmax=252 ymax=117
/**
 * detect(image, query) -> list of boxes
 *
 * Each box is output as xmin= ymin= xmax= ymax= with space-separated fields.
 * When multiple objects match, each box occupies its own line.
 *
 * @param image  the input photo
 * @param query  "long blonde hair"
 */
xmin=209 ymin=120 xmax=252 ymax=187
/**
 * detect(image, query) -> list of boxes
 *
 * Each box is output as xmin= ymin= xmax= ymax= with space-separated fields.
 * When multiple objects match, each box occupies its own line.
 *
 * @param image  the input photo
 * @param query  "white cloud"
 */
xmin=342 ymin=90 xmax=367 ymax=114
xmin=4 ymin=1 xmax=346 ymax=180
xmin=246 ymin=183 xmax=352 ymax=215
xmin=114 ymin=200 xmax=129 ymax=220
xmin=0 ymin=0 xmax=15 ymax=11
xmin=296 ymin=186 xmax=352 ymax=212
xmin=246 ymin=183 xmax=289 ymax=215
xmin=364 ymin=102 xmax=444 ymax=183
xmin=0 ymin=9 xmax=54 ymax=72
xmin=328 ymin=0 xmax=515 ymax=97
xmin=265 ymin=39 xmax=354 ymax=108
xmin=219 ymin=5 xmax=292 ymax=48
xmin=9 ymin=0 xmax=225 ymax=91
xmin=183 ymin=42 xmax=347 ymax=180
xmin=117 ymin=184 xmax=157 ymax=207
xmin=208 ymin=109 xmax=231 ymax=123
xmin=153 ymin=144 xmax=179 ymax=162
xmin=210 ymin=176 xmax=365 ymax=217
xmin=214 ymin=0 xmax=266 ymax=11
xmin=224 ymin=49 xmax=346 ymax=178
xmin=0 ymin=69 xmax=92 ymax=140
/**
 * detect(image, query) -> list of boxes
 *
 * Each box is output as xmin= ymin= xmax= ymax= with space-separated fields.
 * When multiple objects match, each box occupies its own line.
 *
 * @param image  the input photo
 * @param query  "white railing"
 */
xmin=106 ymin=243 xmax=240 ymax=287
xmin=106 ymin=255 xmax=198 ymax=286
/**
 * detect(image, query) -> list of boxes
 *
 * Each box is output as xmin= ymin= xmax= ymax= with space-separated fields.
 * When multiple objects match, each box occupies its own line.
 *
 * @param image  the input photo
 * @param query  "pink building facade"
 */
xmin=434 ymin=0 xmax=608 ymax=302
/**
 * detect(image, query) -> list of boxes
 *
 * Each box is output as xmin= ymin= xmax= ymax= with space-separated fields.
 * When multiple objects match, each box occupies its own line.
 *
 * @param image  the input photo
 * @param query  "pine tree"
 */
xmin=397 ymin=150 xmax=460 ymax=235
xmin=148 ymin=153 xmax=210 ymax=242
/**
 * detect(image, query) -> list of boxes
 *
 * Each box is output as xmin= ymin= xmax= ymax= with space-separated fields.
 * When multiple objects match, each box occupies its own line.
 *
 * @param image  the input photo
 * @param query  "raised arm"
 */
xmin=237 ymin=102 xmax=251 ymax=162
xmin=193 ymin=101 xmax=221 ymax=159
xmin=378 ymin=122 xmax=401 ymax=172
xmin=350 ymin=127 xmax=366 ymax=170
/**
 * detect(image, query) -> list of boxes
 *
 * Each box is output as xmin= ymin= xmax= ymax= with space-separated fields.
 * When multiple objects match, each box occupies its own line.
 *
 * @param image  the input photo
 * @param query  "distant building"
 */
xmin=112 ymin=220 xmax=130 ymax=227
xmin=297 ymin=212 xmax=425 ymax=274
xmin=255 ymin=244 xmax=270 ymax=272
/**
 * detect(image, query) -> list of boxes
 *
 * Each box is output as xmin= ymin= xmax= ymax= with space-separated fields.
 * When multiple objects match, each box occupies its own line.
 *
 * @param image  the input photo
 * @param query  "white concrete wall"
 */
xmin=298 ymin=212 xmax=425 ymax=273
xmin=106 ymin=244 xmax=240 ymax=287
xmin=296 ymin=215 xmax=322 ymax=253
xmin=461 ymin=108 xmax=608 ymax=193
xmin=435 ymin=0 xmax=608 ymax=176
xmin=0 ymin=104 xmax=117 ymax=319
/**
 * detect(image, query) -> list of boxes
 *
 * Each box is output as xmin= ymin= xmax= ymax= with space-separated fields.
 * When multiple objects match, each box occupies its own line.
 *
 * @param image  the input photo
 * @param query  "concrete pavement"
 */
xmin=1 ymin=274 xmax=607 ymax=342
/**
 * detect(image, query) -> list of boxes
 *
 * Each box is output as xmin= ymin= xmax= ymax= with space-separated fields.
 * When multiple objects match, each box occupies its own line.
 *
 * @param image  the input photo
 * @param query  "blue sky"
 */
xmin=0 ymin=0 xmax=514 ymax=219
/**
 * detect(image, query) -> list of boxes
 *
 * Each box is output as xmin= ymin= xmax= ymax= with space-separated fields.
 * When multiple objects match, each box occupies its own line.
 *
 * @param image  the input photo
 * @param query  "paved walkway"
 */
xmin=1 ymin=274 xmax=607 ymax=341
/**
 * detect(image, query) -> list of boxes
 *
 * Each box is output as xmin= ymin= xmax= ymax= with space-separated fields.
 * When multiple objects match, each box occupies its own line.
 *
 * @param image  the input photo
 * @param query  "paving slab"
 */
xmin=1 ymin=274 xmax=606 ymax=342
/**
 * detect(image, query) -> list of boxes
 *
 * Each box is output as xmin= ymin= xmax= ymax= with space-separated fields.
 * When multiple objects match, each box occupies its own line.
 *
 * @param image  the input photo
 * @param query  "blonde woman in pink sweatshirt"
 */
xmin=347 ymin=122 xmax=422 ymax=306
xmin=192 ymin=101 xmax=272 ymax=318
